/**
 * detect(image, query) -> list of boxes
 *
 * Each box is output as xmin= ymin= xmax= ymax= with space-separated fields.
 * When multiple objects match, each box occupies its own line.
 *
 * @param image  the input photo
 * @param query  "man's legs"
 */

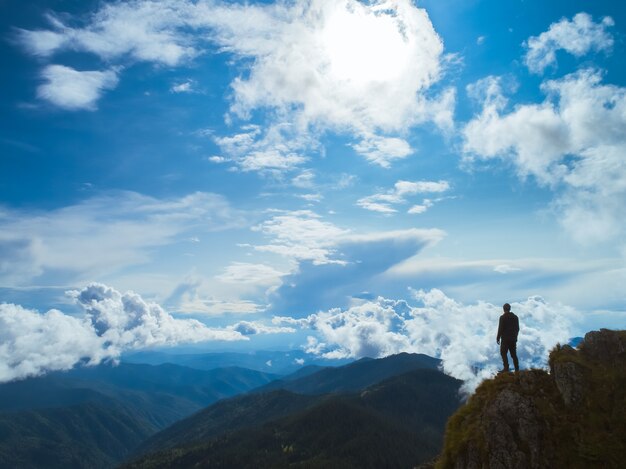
xmin=509 ymin=340 xmax=519 ymax=372
xmin=500 ymin=341 xmax=509 ymax=371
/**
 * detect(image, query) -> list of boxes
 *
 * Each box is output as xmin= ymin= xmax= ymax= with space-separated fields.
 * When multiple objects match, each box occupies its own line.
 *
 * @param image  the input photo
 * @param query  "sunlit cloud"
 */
xmin=17 ymin=0 xmax=453 ymax=168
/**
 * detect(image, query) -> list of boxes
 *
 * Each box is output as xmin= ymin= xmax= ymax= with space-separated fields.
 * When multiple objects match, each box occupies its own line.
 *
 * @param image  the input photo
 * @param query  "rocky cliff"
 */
xmin=436 ymin=329 xmax=626 ymax=469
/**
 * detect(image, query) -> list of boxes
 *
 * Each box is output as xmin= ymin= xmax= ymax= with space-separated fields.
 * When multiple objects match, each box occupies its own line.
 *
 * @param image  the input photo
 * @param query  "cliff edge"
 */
xmin=436 ymin=329 xmax=626 ymax=469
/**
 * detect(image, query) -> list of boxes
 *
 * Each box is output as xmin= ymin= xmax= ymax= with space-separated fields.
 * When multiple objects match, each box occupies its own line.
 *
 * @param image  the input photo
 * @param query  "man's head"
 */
xmin=503 ymin=303 xmax=511 ymax=313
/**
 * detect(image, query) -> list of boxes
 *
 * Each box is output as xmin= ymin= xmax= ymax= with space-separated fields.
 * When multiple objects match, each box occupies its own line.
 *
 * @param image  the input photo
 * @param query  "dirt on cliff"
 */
xmin=435 ymin=329 xmax=626 ymax=469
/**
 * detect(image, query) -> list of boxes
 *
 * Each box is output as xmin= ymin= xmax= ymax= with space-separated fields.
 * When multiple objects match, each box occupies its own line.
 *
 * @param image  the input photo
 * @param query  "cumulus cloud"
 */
xmin=18 ymin=0 xmax=453 ymax=164
xmin=0 ymin=191 xmax=240 ymax=286
xmin=0 ymin=283 xmax=244 ymax=382
xmin=275 ymin=289 xmax=579 ymax=392
xmin=463 ymin=69 xmax=626 ymax=244
xmin=210 ymin=0 xmax=449 ymax=134
xmin=524 ymin=13 xmax=614 ymax=74
xmin=37 ymin=65 xmax=118 ymax=110
xmin=357 ymin=179 xmax=450 ymax=214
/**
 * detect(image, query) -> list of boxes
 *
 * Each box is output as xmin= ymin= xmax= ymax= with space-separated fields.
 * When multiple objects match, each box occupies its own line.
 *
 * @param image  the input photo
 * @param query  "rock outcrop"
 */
xmin=436 ymin=329 xmax=626 ymax=469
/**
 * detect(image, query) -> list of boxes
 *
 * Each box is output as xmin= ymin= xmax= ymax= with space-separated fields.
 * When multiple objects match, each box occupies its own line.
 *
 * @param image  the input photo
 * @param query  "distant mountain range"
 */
xmin=122 ymin=349 xmax=353 ymax=375
xmin=1 ymin=352 xmax=463 ymax=469
xmin=0 ymin=363 xmax=277 ymax=469
xmin=125 ymin=353 xmax=462 ymax=469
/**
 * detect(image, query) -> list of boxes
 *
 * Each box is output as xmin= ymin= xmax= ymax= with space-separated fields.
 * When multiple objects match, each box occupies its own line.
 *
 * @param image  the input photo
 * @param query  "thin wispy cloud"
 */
xmin=0 ymin=191 xmax=241 ymax=286
xmin=357 ymin=180 xmax=450 ymax=214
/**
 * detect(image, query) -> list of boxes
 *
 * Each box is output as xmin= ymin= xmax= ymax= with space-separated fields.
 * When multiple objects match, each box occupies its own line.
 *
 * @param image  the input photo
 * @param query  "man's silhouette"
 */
xmin=496 ymin=303 xmax=519 ymax=373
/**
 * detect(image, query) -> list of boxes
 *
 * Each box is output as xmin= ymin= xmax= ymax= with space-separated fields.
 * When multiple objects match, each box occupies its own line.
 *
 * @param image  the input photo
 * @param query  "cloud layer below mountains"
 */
xmin=275 ymin=288 xmax=579 ymax=392
xmin=0 ymin=283 xmax=244 ymax=383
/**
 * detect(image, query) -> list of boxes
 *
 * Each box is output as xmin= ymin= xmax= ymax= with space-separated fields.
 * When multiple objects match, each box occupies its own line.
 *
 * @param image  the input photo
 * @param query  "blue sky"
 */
xmin=1 ymin=0 xmax=625 ymax=387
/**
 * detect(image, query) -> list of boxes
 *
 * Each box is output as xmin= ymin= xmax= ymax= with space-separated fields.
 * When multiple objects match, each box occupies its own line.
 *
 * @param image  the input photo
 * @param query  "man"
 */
xmin=496 ymin=303 xmax=519 ymax=373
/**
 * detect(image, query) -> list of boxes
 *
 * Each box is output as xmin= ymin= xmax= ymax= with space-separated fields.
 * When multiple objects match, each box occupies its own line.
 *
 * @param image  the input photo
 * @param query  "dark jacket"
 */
xmin=497 ymin=311 xmax=519 ymax=342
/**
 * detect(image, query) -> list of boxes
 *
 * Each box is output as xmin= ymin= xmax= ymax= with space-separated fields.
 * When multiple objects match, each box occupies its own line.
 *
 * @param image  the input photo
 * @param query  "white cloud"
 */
xmin=165 ymin=276 xmax=266 ymax=315
xmin=464 ymin=69 xmax=626 ymax=244
xmin=292 ymin=170 xmax=316 ymax=189
xmin=299 ymin=193 xmax=323 ymax=203
xmin=251 ymin=210 xmax=349 ymax=265
xmin=19 ymin=0 xmax=453 ymax=166
xmin=170 ymin=79 xmax=196 ymax=93
xmin=0 ymin=191 xmax=240 ymax=286
xmin=275 ymin=289 xmax=578 ymax=392
xmin=264 ymin=219 xmax=445 ymax=314
xmin=407 ymin=200 xmax=433 ymax=214
xmin=352 ymin=136 xmax=413 ymax=168
xmin=493 ymin=264 xmax=522 ymax=274
xmin=213 ymin=124 xmax=310 ymax=172
xmin=524 ymin=12 xmax=614 ymax=74
xmin=0 ymin=283 xmax=244 ymax=382
xmin=207 ymin=155 xmax=227 ymax=164
xmin=250 ymin=210 xmax=445 ymax=269
xmin=212 ymin=0 xmax=448 ymax=134
xmin=18 ymin=3 xmax=199 ymax=65
xmin=357 ymin=180 xmax=449 ymax=214
xmin=230 ymin=320 xmax=295 ymax=336
xmin=37 ymin=65 xmax=118 ymax=110
xmin=216 ymin=262 xmax=285 ymax=286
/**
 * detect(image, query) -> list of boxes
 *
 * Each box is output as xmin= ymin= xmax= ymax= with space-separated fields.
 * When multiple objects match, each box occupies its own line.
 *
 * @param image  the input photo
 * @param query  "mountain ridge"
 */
xmin=0 ymin=362 xmax=278 ymax=469
xmin=124 ymin=354 xmax=460 ymax=469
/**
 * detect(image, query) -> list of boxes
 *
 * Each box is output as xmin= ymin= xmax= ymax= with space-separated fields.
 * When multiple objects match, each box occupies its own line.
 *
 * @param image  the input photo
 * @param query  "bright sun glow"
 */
xmin=321 ymin=4 xmax=410 ymax=85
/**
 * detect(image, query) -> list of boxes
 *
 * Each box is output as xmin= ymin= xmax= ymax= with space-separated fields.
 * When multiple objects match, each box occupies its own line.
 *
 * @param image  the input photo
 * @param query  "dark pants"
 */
xmin=500 ymin=339 xmax=519 ymax=371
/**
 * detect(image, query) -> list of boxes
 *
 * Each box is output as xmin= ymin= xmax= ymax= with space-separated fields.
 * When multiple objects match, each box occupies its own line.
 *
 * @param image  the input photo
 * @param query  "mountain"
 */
xmin=134 ymin=353 xmax=442 ymax=458
xmin=0 ymin=397 xmax=157 ymax=469
xmin=134 ymin=389 xmax=321 ymax=457
xmin=124 ymin=355 xmax=462 ymax=469
xmin=436 ymin=329 xmax=626 ymax=468
xmin=0 ymin=362 xmax=277 ymax=469
xmin=256 ymin=352 xmax=440 ymax=394
xmin=123 ymin=350 xmax=352 ymax=375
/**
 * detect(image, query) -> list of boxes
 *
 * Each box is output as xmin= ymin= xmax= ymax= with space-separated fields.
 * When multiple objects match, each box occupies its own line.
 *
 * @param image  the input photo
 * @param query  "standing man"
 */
xmin=496 ymin=303 xmax=519 ymax=373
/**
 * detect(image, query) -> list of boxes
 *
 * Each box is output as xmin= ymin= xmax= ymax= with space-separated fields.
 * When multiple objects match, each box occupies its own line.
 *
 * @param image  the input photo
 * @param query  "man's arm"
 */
xmin=496 ymin=316 xmax=503 ymax=344
xmin=514 ymin=315 xmax=520 ymax=340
